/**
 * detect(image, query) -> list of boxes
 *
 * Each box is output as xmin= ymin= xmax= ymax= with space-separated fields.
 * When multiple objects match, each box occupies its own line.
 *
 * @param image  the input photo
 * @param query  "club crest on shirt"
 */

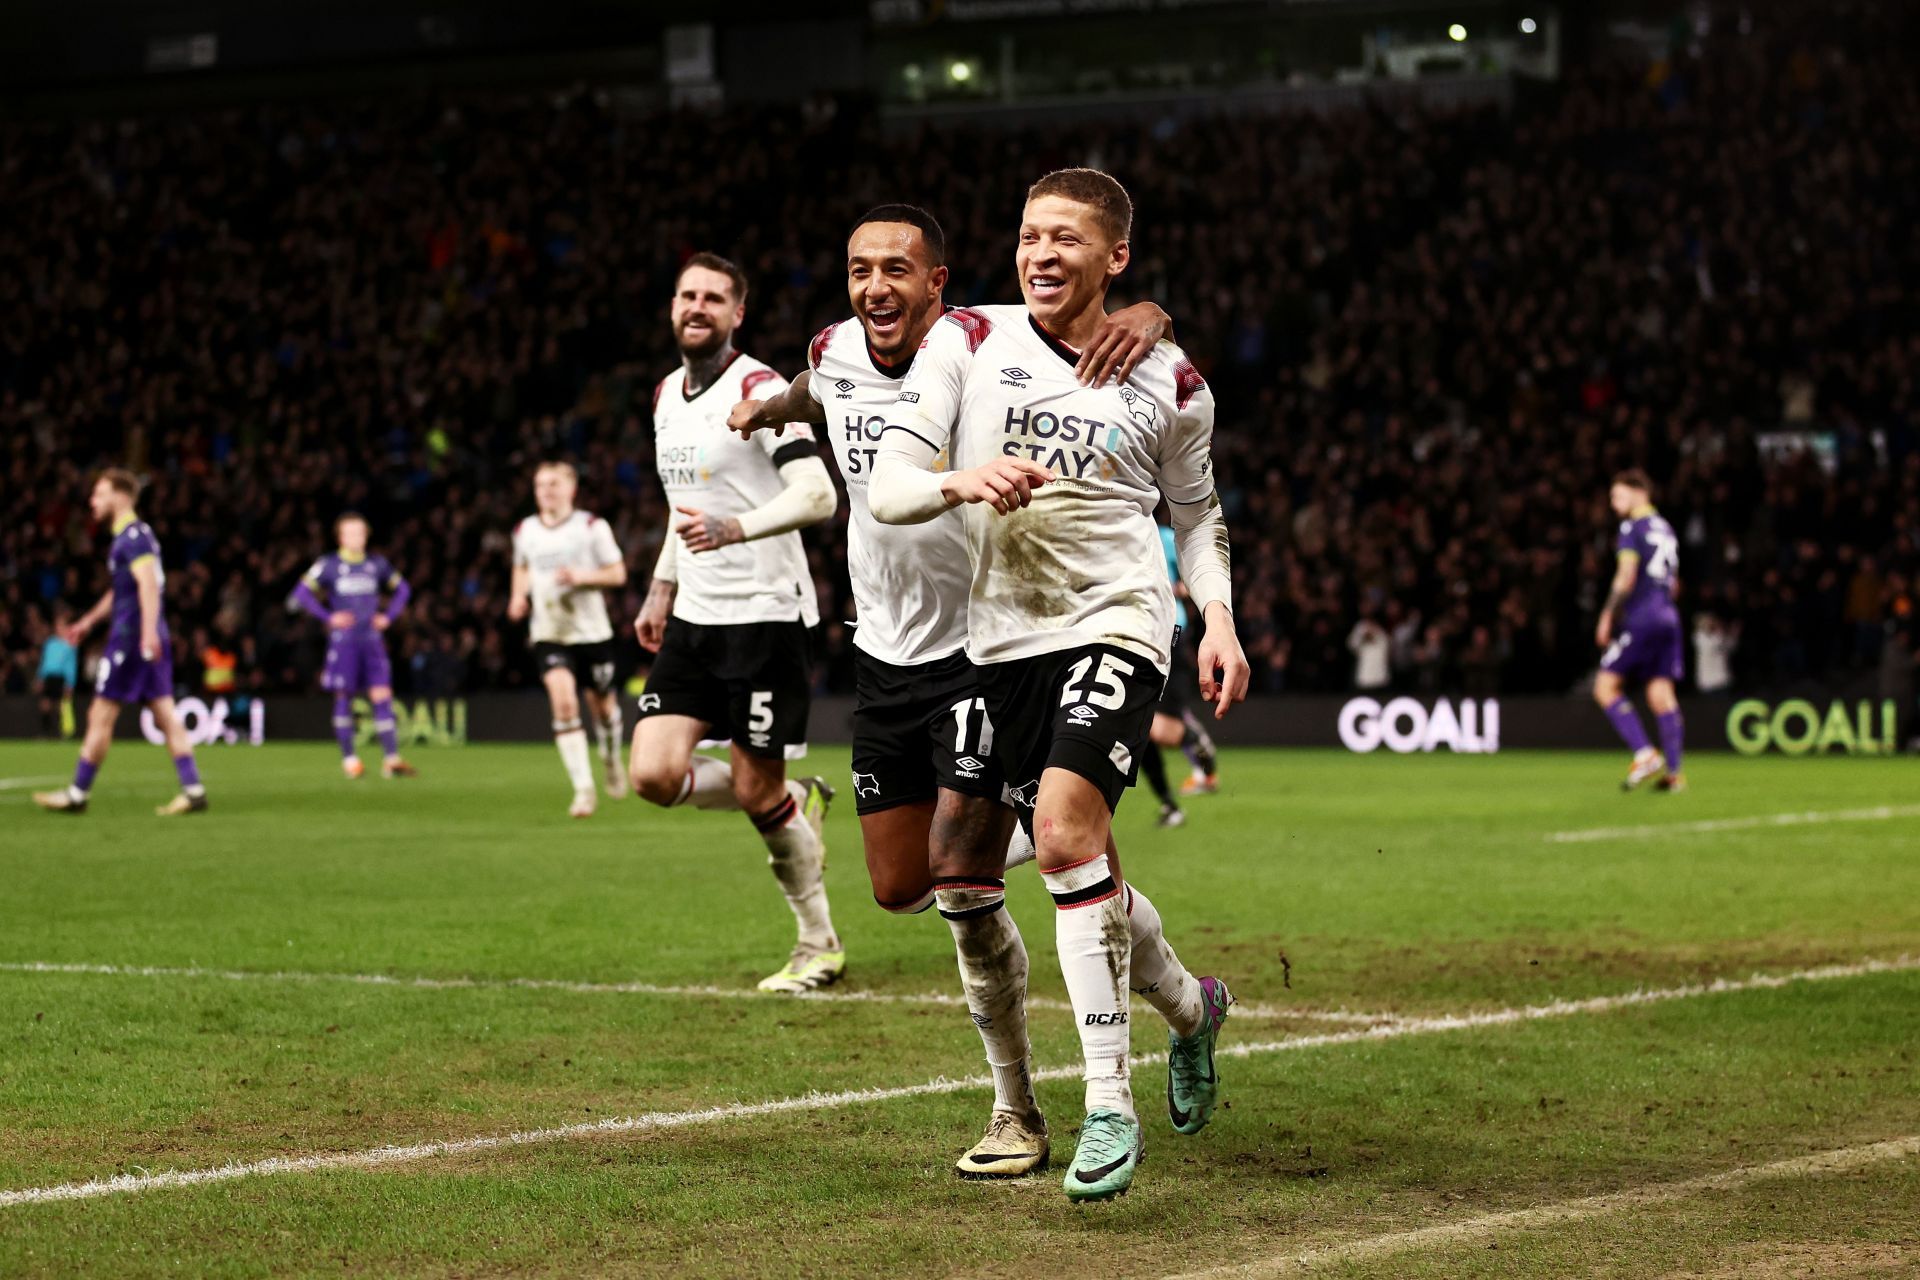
xmin=852 ymin=771 xmax=882 ymax=799
xmin=1117 ymin=385 xmax=1159 ymax=431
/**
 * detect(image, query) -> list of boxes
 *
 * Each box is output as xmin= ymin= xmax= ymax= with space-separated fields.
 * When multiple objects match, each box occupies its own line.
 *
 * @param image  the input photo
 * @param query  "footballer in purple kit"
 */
xmin=1594 ymin=468 xmax=1688 ymax=792
xmin=292 ymin=513 xmax=418 ymax=780
xmin=34 ymin=469 xmax=209 ymax=816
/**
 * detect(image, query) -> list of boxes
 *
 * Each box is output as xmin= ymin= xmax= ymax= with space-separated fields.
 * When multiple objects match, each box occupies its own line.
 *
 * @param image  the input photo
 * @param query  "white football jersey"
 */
xmin=889 ymin=305 xmax=1218 ymax=673
xmin=807 ymin=318 xmax=969 ymax=666
xmin=652 ymin=352 xmax=822 ymax=628
xmin=512 ymin=510 xmax=623 ymax=644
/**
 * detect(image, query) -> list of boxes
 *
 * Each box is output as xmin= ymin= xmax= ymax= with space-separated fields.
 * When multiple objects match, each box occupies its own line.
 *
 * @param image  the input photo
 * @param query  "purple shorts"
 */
xmin=323 ymin=631 xmax=394 ymax=694
xmin=1600 ymin=614 xmax=1685 ymax=684
xmin=96 ymin=636 xmax=176 ymax=705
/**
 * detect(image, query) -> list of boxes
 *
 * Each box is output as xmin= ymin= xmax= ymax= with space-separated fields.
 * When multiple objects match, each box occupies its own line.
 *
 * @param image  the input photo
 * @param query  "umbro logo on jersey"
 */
xmin=954 ymin=755 xmax=984 ymax=778
xmin=834 ymin=378 xmax=856 ymax=398
xmin=1068 ymin=704 xmax=1100 ymax=725
xmin=1000 ymin=367 xmax=1031 ymax=387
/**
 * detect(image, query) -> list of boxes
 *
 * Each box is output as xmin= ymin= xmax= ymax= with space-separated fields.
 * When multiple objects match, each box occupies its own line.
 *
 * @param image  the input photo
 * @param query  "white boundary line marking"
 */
xmin=1549 ymin=804 xmax=1920 ymax=844
xmin=0 ymin=960 xmax=1390 ymax=1027
xmin=2 ymin=955 xmax=1913 ymax=1210
xmin=1165 ymin=1135 xmax=1920 ymax=1278
xmin=0 ymin=776 xmax=64 ymax=793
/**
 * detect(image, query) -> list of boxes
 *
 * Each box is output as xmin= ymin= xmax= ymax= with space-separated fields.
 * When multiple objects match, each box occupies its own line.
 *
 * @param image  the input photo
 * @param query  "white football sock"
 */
xmin=1126 ymin=883 xmax=1205 ymax=1037
xmin=936 ymin=879 xmax=1037 ymax=1117
xmin=757 ymin=780 xmax=837 ymax=950
xmin=597 ymin=704 xmax=625 ymax=771
xmin=1042 ymin=853 xmax=1134 ymax=1119
xmin=673 ymin=754 xmax=741 ymax=811
xmin=1003 ymin=823 xmax=1037 ymax=873
xmin=553 ymin=721 xmax=593 ymax=792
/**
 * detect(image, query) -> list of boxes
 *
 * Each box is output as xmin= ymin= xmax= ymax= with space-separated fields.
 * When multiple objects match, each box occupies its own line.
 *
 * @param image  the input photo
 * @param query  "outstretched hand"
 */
xmin=941 ymin=458 xmax=1054 ymax=515
xmin=728 ymin=398 xmax=786 ymax=439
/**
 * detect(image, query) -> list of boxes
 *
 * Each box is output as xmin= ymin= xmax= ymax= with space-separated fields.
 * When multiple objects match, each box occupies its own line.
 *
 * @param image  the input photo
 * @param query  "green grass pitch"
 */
xmin=2 ymin=741 xmax=1916 ymax=1277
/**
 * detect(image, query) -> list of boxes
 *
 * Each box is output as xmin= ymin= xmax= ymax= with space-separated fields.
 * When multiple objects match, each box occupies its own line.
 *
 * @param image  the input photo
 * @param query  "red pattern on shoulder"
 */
xmin=1171 ymin=356 xmax=1206 ymax=410
xmin=807 ymin=321 xmax=842 ymax=372
xmin=944 ymin=307 xmax=994 ymax=354
xmin=741 ymin=368 xmax=779 ymax=398
xmin=651 ymin=376 xmax=670 ymax=415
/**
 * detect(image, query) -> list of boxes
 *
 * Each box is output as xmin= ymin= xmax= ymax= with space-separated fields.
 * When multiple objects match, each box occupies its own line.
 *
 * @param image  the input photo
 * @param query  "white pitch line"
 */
xmin=2 ymin=954 xmax=1913 ymax=1210
xmin=1549 ymin=803 xmax=1920 ymax=844
xmin=1165 ymin=1134 xmax=1920 ymax=1279
xmin=0 ymin=775 xmax=64 ymax=793
xmin=0 ymin=960 xmax=1387 ymax=1027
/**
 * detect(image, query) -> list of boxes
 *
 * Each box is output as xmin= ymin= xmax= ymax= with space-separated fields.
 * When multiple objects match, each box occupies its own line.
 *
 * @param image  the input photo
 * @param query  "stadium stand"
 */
xmin=1 ymin=9 xmax=1914 ymax=698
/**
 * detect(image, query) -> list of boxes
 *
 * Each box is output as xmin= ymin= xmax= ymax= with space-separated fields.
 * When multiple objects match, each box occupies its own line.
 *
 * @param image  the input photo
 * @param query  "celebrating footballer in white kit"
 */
xmin=628 ymin=251 xmax=845 ymax=995
xmin=870 ymin=169 xmax=1251 ymax=1202
xmin=509 ymin=461 xmax=630 ymax=817
xmin=730 ymin=204 xmax=1182 ymax=1181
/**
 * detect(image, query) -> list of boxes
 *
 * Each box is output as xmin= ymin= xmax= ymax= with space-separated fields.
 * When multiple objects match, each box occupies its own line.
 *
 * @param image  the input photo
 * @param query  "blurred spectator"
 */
xmin=1691 ymin=613 xmax=1738 ymax=695
xmin=1347 ymin=614 xmax=1391 ymax=690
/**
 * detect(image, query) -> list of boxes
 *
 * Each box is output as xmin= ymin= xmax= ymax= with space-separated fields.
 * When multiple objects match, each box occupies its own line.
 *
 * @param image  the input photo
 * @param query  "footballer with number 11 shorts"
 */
xmin=870 ymin=169 xmax=1251 ymax=1202
xmin=733 ymin=201 xmax=1193 ymax=1186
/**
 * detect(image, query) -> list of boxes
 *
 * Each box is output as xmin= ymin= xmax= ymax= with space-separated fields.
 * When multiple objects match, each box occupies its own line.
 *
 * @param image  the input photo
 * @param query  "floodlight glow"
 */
xmin=1519 ymin=17 xmax=1537 ymax=34
xmin=948 ymin=60 xmax=973 ymax=83
xmin=1448 ymin=23 xmax=1468 ymax=41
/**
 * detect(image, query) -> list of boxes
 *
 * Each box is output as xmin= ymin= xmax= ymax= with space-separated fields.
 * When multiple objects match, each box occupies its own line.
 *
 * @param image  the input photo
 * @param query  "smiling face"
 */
xmin=846 ymin=221 xmax=948 ymax=362
xmin=671 ymin=265 xmax=744 ymax=359
xmin=1016 ymin=195 xmax=1129 ymax=336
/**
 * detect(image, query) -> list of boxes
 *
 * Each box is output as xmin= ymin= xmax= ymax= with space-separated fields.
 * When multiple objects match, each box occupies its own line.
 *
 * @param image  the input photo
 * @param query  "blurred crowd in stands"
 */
xmin=1 ymin=4 xmax=1915 ymax=709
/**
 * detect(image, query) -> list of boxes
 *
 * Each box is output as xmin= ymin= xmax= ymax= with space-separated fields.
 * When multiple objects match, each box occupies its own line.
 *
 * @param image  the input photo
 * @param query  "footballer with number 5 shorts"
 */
xmin=1593 ymin=468 xmax=1688 ymax=793
xmin=35 ymin=469 xmax=209 ymax=817
xmin=628 ymin=252 xmax=845 ymax=996
xmin=728 ymin=204 xmax=1176 ymax=1178
xmin=292 ymin=513 xmax=417 ymax=780
xmin=509 ymin=462 xmax=631 ymax=818
xmin=870 ymin=169 xmax=1251 ymax=1201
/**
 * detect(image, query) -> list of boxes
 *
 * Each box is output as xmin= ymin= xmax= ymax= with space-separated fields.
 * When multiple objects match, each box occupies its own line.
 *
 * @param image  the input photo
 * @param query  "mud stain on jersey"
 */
xmin=988 ymin=507 xmax=1077 ymax=620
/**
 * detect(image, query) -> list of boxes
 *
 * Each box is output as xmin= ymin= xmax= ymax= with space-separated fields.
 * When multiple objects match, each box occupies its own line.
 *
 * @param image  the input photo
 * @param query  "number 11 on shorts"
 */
xmin=950 ymin=697 xmax=995 ymax=755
